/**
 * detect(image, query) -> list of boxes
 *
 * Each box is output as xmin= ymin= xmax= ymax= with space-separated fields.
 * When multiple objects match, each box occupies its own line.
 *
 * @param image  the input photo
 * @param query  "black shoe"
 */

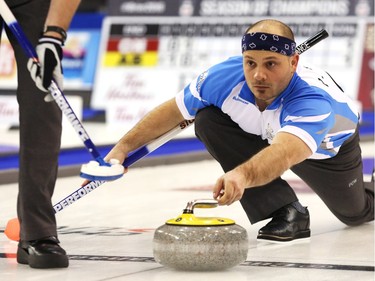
xmin=17 ymin=236 xmax=69 ymax=268
xmin=257 ymin=204 xmax=311 ymax=243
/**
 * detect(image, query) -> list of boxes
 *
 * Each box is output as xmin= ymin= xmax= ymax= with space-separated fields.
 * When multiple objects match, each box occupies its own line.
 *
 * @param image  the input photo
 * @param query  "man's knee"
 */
xmin=195 ymin=106 xmax=222 ymax=137
xmin=335 ymin=190 xmax=374 ymax=226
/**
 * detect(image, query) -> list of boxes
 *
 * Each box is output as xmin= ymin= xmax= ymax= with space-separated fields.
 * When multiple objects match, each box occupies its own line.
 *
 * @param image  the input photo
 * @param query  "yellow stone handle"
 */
xmin=183 ymin=199 xmax=218 ymax=214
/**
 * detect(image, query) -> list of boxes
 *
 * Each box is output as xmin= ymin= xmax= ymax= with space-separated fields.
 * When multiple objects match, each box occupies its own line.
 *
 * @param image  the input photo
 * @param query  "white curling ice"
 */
xmin=80 ymin=159 xmax=125 ymax=177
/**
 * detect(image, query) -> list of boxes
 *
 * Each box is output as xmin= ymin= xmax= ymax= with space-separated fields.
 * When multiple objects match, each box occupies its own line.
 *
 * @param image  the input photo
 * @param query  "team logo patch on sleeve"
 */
xmin=196 ymin=70 xmax=209 ymax=93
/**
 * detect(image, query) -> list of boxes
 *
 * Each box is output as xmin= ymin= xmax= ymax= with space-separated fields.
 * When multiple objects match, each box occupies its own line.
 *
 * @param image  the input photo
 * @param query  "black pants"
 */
xmin=1 ymin=0 xmax=62 ymax=241
xmin=195 ymin=106 xmax=374 ymax=225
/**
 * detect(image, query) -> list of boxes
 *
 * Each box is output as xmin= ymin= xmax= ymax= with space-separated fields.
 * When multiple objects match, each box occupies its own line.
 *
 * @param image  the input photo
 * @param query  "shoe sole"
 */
xmin=16 ymin=247 xmax=29 ymax=265
xmin=256 ymin=229 xmax=311 ymax=244
xmin=257 ymin=236 xmax=311 ymax=244
xmin=17 ymin=247 xmax=69 ymax=268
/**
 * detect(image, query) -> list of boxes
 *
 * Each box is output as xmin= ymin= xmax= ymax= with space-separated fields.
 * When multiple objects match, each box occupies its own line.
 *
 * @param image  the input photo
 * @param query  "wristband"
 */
xmin=43 ymin=25 xmax=67 ymax=43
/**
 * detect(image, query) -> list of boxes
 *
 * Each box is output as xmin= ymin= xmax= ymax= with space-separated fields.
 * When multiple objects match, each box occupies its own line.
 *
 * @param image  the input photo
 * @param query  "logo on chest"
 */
xmin=265 ymin=123 xmax=275 ymax=141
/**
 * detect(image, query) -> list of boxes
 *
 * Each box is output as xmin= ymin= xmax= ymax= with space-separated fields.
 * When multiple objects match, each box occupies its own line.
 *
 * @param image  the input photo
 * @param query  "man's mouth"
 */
xmin=253 ymin=85 xmax=270 ymax=89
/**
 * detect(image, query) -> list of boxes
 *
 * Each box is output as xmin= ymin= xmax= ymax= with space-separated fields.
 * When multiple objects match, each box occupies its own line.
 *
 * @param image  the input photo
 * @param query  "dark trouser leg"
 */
xmin=291 ymin=129 xmax=374 ymax=226
xmin=6 ymin=0 xmax=62 ymax=241
xmin=195 ymin=106 xmax=299 ymax=223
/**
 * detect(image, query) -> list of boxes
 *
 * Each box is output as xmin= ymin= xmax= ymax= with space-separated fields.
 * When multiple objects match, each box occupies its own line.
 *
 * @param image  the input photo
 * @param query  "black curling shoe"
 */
xmin=257 ymin=204 xmax=311 ymax=243
xmin=17 ymin=236 xmax=69 ymax=268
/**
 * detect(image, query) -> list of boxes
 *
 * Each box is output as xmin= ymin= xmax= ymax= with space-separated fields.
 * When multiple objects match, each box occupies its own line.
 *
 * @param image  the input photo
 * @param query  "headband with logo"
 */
xmin=241 ymin=32 xmax=296 ymax=56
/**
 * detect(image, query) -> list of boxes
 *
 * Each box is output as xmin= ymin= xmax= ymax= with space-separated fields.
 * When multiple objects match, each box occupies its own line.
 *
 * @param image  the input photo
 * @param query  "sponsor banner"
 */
xmin=197 ymin=0 xmax=374 ymax=17
xmin=95 ymin=67 xmax=179 ymax=133
xmin=0 ymin=95 xmax=82 ymax=132
xmin=62 ymin=30 xmax=101 ymax=88
xmin=0 ymin=35 xmax=17 ymax=88
xmin=0 ymin=96 xmax=18 ymax=129
xmin=108 ymin=0 xmax=374 ymax=17
xmin=92 ymin=17 xmax=365 ymax=117
xmin=108 ymin=0 xmax=196 ymax=16
xmin=64 ymin=13 xmax=104 ymax=88
xmin=357 ymin=24 xmax=374 ymax=110
xmin=0 ymin=13 xmax=103 ymax=90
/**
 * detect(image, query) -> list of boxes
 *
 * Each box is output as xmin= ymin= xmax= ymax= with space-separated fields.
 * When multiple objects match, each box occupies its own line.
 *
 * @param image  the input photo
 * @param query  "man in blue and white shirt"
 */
xmin=105 ymin=19 xmax=374 ymax=243
xmin=178 ymin=56 xmax=359 ymax=159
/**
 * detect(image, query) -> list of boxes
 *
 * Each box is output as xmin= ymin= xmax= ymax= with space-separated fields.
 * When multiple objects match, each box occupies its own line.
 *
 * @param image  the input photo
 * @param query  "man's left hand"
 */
xmin=27 ymin=36 xmax=63 ymax=101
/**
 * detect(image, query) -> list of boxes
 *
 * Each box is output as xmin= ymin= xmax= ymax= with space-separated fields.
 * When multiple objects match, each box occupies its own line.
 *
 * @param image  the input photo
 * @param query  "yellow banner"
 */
xmin=103 ymin=52 xmax=158 ymax=66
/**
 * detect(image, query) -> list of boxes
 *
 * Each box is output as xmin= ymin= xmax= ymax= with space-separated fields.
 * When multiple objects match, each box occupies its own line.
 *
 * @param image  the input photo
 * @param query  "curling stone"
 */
xmin=153 ymin=199 xmax=248 ymax=271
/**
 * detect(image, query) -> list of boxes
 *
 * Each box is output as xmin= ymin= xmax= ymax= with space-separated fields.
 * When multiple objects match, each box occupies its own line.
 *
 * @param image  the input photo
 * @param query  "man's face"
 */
xmin=243 ymin=50 xmax=298 ymax=106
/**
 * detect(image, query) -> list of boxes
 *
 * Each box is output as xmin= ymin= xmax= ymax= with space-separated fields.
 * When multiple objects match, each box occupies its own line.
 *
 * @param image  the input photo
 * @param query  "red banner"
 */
xmin=357 ymin=24 xmax=374 ymax=110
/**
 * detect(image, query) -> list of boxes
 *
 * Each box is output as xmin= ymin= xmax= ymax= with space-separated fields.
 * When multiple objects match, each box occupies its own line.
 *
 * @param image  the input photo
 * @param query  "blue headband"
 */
xmin=241 ymin=32 xmax=296 ymax=56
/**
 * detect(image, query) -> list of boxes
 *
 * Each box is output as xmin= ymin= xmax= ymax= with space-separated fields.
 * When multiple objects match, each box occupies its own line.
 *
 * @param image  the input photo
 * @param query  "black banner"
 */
xmin=108 ymin=0 xmax=374 ymax=17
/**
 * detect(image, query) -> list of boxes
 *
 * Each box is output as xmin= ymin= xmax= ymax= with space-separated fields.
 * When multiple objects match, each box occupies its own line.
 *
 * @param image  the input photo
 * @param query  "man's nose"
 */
xmin=253 ymin=67 xmax=266 ymax=81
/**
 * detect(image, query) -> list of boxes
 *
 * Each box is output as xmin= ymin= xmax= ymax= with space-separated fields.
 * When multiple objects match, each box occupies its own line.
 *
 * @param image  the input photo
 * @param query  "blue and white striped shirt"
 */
xmin=176 ymin=56 xmax=359 ymax=159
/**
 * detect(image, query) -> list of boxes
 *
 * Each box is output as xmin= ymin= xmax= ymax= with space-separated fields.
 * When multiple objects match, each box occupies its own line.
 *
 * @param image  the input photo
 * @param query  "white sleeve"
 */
xmin=175 ymin=90 xmax=196 ymax=120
